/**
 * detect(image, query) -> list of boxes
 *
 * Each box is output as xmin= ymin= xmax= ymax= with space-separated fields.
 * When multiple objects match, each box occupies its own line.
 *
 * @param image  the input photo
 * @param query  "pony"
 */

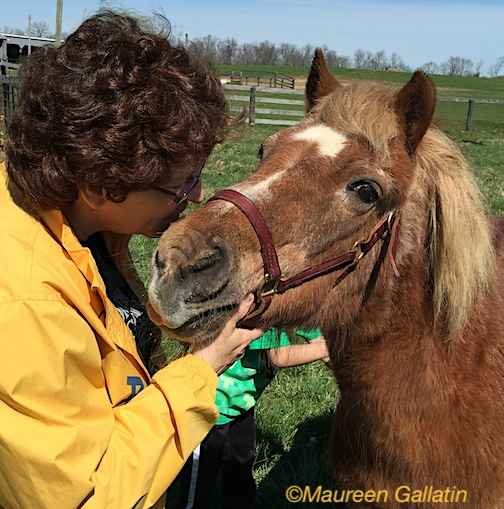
xmin=148 ymin=50 xmax=504 ymax=508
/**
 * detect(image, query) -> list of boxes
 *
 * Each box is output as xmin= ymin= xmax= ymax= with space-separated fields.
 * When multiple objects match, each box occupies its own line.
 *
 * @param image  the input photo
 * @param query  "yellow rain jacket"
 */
xmin=0 ymin=163 xmax=218 ymax=508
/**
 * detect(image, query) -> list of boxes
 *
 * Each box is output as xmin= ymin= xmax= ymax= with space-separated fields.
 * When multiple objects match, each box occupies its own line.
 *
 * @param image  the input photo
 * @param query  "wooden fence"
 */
xmin=1 ymin=79 xmax=502 ymax=132
xmin=0 ymin=76 xmax=19 ymax=129
xmin=226 ymin=84 xmax=304 ymax=126
xmin=228 ymin=71 xmax=295 ymax=90
xmin=225 ymin=84 xmax=504 ymax=129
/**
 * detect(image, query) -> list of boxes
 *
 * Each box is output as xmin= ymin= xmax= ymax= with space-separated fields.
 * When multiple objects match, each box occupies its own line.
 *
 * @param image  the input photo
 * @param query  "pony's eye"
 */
xmin=348 ymin=181 xmax=380 ymax=204
xmin=257 ymin=144 xmax=264 ymax=160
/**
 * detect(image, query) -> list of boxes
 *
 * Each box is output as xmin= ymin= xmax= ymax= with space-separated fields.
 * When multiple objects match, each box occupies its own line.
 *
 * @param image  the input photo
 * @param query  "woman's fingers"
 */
xmin=234 ymin=327 xmax=263 ymax=349
xmin=191 ymin=296 xmax=263 ymax=373
xmin=219 ymin=294 xmax=255 ymax=336
xmin=233 ymin=294 xmax=255 ymax=322
xmin=228 ymin=328 xmax=263 ymax=357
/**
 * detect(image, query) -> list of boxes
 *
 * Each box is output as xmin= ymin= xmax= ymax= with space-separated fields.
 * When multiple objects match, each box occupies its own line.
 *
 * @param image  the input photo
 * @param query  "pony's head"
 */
xmin=149 ymin=50 xmax=493 ymax=345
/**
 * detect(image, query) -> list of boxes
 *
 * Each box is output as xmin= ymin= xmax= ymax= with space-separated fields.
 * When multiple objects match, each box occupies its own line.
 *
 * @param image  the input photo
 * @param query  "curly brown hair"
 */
xmin=6 ymin=11 xmax=228 ymax=213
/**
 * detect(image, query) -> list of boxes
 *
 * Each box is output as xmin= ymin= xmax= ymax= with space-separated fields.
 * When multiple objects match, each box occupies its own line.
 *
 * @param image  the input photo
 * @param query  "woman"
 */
xmin=0 ymin=11 xmax=261 ymax=509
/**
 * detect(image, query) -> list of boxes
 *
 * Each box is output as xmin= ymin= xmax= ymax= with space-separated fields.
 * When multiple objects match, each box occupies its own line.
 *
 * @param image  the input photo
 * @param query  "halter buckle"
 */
xmin=352 ymin=240 xmax=367 ymax=263
xmin=260 ymin=274 xmax=279 ymax=298
xmin=384 ymin=210 xmax=396 ymax=237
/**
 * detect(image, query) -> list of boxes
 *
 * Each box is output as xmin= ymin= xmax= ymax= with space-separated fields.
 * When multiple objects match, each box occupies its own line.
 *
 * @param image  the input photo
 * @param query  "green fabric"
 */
xmin=247 ymin=328 xmax=291 ymax=350
xmin=294 ymin=328 xmax=322 ymax=341
xmin=215 ymin=327 xmax=321 ymax=424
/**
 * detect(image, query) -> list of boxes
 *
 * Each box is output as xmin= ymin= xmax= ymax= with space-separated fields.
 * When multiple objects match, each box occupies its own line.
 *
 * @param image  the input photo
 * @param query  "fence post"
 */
xmin=465 ymin=99 xmax=475 ymax=131
xmin=249 ymin=86 xmax=256 ymax=126
xmin=0 ymin=79 xmax=5 ymax=131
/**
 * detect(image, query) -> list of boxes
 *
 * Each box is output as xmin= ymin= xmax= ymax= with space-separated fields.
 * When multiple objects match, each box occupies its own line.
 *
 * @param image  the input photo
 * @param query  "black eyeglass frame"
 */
xmin=152 ymin=163 xmax=205 ymax=207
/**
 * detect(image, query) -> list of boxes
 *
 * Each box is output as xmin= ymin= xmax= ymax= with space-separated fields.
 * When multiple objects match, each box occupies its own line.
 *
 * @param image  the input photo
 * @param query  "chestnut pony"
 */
xmin=149 ymin=50 xmax=504 ymax=507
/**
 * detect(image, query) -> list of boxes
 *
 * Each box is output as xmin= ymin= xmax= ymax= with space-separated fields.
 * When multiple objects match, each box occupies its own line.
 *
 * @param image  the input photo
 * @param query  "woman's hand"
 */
xmin=192 ymin=294 xmax=263 ymax=374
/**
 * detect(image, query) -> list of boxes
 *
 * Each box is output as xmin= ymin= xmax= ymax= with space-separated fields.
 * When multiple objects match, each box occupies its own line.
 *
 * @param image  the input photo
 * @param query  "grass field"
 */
xmin=219 ymin=64 xmax=504 ymax=101
xmin=224 ymin=72 xmax=504 ymax=132
xmin=130 ymin=87 xmax=504 ymax=506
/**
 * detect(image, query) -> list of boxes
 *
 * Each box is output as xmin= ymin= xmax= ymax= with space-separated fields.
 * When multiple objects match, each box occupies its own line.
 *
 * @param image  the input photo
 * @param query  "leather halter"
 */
xmin=208 ymin=189 xmax=400 ymax=324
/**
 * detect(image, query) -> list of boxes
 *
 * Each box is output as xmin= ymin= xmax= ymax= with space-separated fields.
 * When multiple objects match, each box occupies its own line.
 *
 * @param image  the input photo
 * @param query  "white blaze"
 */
xmin=223 ymin=125 xmax=347 ymax=204
xmin=233 ymin=170 xmax=286 ymax=200
xmin=293 ymin=125 xmax=348 ymax=157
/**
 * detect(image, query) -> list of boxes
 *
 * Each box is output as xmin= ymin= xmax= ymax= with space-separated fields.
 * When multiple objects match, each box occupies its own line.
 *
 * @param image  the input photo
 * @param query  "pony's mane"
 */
xmin=316 ymin=81 xmax=495 ymax=336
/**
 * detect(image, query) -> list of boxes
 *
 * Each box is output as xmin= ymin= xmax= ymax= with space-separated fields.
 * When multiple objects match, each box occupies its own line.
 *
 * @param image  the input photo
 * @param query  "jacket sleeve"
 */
xmin=0 ymin=299 xmax=218 ymax=509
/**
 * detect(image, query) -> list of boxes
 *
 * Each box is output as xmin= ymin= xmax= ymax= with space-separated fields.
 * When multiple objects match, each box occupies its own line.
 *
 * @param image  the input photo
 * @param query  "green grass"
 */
xmin=130 ymin=107 xmax=504 ymax=507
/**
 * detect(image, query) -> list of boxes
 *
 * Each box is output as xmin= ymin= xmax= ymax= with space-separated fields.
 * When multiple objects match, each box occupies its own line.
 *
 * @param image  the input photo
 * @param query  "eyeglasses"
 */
xmin=153 ymin=163 xmax=204 ymax=207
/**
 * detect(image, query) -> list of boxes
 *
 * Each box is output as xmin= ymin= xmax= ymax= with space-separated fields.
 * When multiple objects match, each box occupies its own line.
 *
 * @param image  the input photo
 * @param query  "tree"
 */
xmin=364 ymin=51 xmax=374 ymax=69
xmin=254 ymin=41 xmax=278 ymax=65
xmin=324 ymin=48 xmax=350 ymax=69
xmin=489 ymin=57 xmax=504 ymax=77
xmin=389 ymin=52 xmax=408 ymax=71
xmin=187 ymin=35 xmax=219 ymax=66
xmin=442 ymin=56 xmax=474 ymax=76
xmin=31 ymin=21 xmax=51 ymax=38
xmin=472 ymin=59 xmax=483 ymax=77
xmin=2 ymin=26 xmax=25 ymax=35
xmin=218 ymin=38 xmax=239 ymax=65
xmin=237 ymin=43 xmax=256 ymax=65
xmin=301 ymin=44 xmax=314 ymax=67
xmin=374 ymin=50 xmax=388 ymax=71
xmin=421 ymin=61 xmax=440 ymax=75
xmin=354 ymin=49 xmax=366 ymax=69
xmin=278 ymin=43 xmax=303 ymax=67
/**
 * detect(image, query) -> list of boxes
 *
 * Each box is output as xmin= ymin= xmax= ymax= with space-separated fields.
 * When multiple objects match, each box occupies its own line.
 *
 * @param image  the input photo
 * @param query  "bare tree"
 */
xmin=389 ymin=52 xmax=408 ymax=71
xmin=473 ymin=59 xmax=483 ymax=77
xmin=32 ymin=21 xmax=51 ymax=38
xmin=489 ymin=56 xmax=504 ymax=77
xmin=353 ymin=49 xmax=366 ymax=69
xmin=324 ymin=48 xmax=350 ymax=69
xmin=2 ymin=26 xmax=25 ymax=35
xmin=301 ymin=44 xmax=314 ymax=67
xmin=218 ymin=38 xmax=239 ymax=65
xmin=278 ymin=43 xmax=304 ymax=67
xmin=374 ymin=50 xmax=388 ymax=70
xmin=254 ymin=41 xmax=278 ymax=65
xmin=237 ymin=43 xmax=257 ymax=65
xmin=364 ymin=51 xmax=375 ymax=69
xmin=187 ymin=35 xmax=219 ymax=66
xmin=443 ymin=56 xmax=474 ymax=76
xmin=421 ymin=61 xmax=440 ymax=74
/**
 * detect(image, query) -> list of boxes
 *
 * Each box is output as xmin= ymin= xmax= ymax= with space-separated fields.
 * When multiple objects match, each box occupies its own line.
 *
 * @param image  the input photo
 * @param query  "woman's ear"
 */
xmin=80 ymin=186 xmax=108 ymax=210
xmin=394 ymin=71 xmax=436 ymax=155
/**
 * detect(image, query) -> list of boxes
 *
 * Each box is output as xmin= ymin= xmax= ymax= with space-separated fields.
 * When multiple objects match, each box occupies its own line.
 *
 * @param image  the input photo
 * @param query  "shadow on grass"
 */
xmin=255 ymin=412 xmax=339 ymax=508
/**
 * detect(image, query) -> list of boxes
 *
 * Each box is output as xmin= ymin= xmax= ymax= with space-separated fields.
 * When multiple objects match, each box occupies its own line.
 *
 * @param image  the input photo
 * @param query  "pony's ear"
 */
xmin=395 ymin=71 xmax=436 ymax=155
xmin=305 ymin=48 xmax=342 ymax=113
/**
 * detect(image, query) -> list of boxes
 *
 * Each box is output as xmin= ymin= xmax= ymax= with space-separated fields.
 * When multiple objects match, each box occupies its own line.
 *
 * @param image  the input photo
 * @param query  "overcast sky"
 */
xmin=3 ymin=0 xmax=503 ymax=72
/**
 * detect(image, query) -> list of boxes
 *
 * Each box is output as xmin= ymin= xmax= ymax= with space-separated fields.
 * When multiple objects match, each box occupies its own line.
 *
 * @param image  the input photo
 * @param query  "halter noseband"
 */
xmin=208 ymin=189 xmax=400 ymax=325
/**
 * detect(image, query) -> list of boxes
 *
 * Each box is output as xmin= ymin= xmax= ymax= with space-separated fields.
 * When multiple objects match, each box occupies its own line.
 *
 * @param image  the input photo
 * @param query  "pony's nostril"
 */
xmin=189 ymin=248 xmax=225 ymax=274
xmin=155 ymin=250 xmax=165 ymax=271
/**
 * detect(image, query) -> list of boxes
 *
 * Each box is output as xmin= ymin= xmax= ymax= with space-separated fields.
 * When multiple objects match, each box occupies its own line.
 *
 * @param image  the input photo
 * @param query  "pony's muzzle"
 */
xmin=150 ymin=237 xmax=233 ymax=330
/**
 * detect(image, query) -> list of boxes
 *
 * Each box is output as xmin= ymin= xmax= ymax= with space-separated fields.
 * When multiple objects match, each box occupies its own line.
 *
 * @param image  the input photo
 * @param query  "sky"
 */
xmin=2 ymin=0 xmax=504 ymax=73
